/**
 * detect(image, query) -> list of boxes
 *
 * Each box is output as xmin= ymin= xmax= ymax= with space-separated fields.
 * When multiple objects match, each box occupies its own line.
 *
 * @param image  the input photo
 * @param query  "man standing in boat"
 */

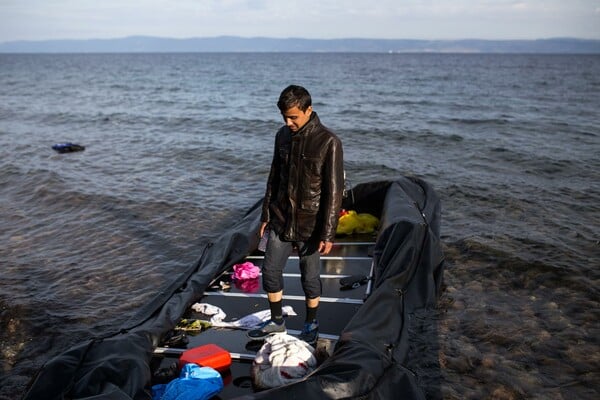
xmin=247 ymin=85 xmax=344 ymax=345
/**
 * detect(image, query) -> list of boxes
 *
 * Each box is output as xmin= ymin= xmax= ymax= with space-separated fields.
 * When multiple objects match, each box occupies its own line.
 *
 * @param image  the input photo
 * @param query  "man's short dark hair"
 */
xmin=277 ymin=85 xmax=312 ymax=112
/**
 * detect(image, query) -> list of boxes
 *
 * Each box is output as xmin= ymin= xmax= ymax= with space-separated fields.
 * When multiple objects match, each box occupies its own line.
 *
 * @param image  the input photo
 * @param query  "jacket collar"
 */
xmin=292 ymin=112 xmax=320 ymax=137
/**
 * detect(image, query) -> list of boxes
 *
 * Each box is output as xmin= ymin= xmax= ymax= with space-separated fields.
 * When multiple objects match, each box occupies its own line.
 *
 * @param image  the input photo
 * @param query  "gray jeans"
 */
xmin=262 ymin=229 xmax=322 ymax=299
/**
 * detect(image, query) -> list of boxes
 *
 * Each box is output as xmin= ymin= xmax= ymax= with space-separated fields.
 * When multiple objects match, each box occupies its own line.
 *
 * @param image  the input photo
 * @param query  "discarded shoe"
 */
xmin=152 ymin=361 xmax=179 ymax=384
xmin=246 ymin=319 xmax=286 ymax=341
xmin=161 ymin=330 xmax=189 ymax=347
xmin=340 ymin=274 xmax=369 ymax=290
xmin=298 ymin=320 xmax=319 ymax=346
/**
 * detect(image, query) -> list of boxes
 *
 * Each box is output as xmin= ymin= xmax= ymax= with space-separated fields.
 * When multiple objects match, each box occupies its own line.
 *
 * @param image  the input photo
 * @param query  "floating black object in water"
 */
xmin=52 ymin=143 xmax=85 ymax=153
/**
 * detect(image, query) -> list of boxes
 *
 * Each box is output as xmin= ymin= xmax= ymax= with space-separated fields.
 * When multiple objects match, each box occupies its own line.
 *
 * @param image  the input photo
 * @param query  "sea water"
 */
xmin=0 ymin=53 xmax=598 ymax=399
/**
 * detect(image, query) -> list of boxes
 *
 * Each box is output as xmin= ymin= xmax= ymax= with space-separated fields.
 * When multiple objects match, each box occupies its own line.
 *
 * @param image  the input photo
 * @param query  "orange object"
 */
xmin=178 ymin=344 xmax=232 ymax=372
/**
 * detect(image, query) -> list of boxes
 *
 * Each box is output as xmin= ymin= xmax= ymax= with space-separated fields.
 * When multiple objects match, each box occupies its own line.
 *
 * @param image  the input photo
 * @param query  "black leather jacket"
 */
xmin=261 ymin=112 xmax=344 ymax=242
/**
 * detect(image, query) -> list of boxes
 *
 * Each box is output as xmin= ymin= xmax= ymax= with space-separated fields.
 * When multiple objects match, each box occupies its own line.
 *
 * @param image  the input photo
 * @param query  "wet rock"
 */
xmin=451 ymin=299 xmax=465 ymax=310
xmin=444 ymin=354 xmax=474 ymax=373
xmin=537 ymin=329 xmax=551 ymax=341
xmin=489 ymin=385 xmax=519 ymax=400
xmin=481 ymin=354 xmax=496 ymax=368
xmin=465 ymin=280 xmax=484 ymax=292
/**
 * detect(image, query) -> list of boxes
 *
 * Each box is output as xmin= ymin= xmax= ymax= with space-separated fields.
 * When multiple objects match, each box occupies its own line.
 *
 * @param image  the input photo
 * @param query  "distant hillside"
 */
xmin=1 ymin=36 xmax=599 ymax=53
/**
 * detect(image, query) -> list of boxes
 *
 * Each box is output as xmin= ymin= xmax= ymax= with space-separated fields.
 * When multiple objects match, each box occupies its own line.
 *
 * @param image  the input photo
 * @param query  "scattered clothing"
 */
xmin=231 ymin=262 xmax=261 ymax=292
xmin=251 ymin=334 xmax=317 ymax=389
xmin=190 ymin=303 xmax=226 ymax=323
xmin=232 ymin=261 xmax=260 ymax=280
xmin=233 ymin=277 xmax=260 ymax=293
xmin=175 ymin=319 xmax=212 ymax=332
xmin=190 ymin=303 xmax=296 ymax=329
xmin=151 ymin=363 xmax=223 ymax=400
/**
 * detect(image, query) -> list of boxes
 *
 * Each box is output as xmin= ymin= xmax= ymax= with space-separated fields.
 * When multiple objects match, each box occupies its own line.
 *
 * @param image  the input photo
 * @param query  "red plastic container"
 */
xmin=178 ymin=344 xmax=232 ymax=372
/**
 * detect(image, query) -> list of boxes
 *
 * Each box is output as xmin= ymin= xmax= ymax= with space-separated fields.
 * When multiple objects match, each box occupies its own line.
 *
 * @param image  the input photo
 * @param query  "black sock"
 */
xmin=270 ymin=300 xmax=284 ymax=324
xmin=306 ymin=304 xmax=318 ymax=323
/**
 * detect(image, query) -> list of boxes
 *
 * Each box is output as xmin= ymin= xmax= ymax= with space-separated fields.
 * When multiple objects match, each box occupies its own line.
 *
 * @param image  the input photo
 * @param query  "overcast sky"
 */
xmin=1 ymin=0 xmax=599 ymax=42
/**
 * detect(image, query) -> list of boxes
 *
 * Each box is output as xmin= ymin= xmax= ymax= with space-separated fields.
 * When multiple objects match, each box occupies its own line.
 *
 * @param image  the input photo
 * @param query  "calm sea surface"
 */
xmin=1 ymin=53 xmax=599 ymax=399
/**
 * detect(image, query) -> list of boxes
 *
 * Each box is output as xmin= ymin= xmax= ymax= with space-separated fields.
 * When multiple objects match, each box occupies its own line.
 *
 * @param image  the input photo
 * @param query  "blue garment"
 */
xmin=152 ymin=363 xmax=223 ymax=400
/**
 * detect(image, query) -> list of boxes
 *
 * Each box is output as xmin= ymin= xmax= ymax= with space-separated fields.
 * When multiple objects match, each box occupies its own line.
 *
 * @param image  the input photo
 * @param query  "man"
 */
xmin=247 ymin=85 xmax=344 ymax=345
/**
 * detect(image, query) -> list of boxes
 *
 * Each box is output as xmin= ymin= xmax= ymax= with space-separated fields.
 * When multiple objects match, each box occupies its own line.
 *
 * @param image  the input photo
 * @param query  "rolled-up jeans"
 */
xmin=262 ymin=229 xmax=322 ymax=299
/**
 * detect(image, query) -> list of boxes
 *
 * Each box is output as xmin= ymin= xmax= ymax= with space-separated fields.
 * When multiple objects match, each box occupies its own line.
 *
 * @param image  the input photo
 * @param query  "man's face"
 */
xmin=281 ymin=105 xmax=312 ymax=132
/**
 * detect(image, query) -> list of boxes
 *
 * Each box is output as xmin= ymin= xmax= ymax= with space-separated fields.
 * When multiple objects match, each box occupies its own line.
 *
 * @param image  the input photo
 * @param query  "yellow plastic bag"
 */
xmin=336 ymin=210 xmax=379 ymax=235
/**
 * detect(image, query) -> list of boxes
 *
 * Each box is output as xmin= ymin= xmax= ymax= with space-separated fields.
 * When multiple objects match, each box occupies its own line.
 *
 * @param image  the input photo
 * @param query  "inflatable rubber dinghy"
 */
xmin=23 ymin=177 xmax=445 ymax=400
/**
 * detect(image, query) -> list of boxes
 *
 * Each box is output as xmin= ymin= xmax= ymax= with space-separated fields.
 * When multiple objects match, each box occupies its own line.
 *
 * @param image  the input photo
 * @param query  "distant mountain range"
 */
xmin=1 ymin=36 xmax=599 ymax=53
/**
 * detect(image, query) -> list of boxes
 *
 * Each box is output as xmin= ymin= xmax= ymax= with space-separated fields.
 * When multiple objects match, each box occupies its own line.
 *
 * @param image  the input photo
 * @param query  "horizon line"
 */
xmin=2 ymin=35 xmax=600 ymax=45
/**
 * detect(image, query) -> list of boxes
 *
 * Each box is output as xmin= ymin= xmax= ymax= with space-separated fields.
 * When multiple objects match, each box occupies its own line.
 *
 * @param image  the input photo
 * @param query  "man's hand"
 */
xmin=319 ymin=241 xmax=333 ymax=255
xmin=259 ymin=222 xmax=268 ymax=237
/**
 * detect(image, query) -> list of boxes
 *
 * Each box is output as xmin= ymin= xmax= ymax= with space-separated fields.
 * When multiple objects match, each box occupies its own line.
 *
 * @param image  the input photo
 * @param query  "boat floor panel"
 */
xmin=241 ymin=256 xmax=372 ymax=275
xmin=151 ymin=234 xmax=374 ymax=396
xmin=192 ymin=294 xmax=361 ymax=334
xmin=207 ymin=272 xmax=369 ymax=300
xmin=247 ymin=234 xmax=375 ymax=259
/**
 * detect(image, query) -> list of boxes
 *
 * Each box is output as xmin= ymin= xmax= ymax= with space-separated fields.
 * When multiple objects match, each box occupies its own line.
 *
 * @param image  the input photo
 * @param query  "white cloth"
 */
xmin=190 ymin=303 xmax=226 ymax=323
xmin=190 ymin=303 xmax=297 ymax=329
xmin=251 ymin=334 xmax=317 ymax=389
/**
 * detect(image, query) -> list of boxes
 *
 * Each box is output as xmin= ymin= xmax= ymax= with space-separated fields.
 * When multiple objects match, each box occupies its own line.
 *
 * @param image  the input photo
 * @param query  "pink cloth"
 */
xmin=234 ymin=278 xmax=260 ymax=293
xmin=232 ymin=261 xmax=260 ymax=280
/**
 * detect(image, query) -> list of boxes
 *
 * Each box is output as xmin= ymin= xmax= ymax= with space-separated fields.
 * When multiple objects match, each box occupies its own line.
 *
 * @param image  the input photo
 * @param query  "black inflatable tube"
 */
xmin=22 ymin=177 xmax=444 ymax=400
